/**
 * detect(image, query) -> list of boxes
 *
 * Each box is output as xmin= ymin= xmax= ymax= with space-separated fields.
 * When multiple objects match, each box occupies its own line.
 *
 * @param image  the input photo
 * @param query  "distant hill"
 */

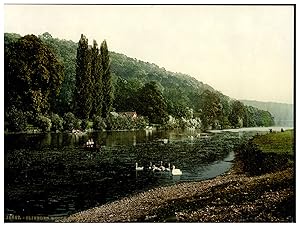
xmin=240 ymin=100 xmax=294 ymax=126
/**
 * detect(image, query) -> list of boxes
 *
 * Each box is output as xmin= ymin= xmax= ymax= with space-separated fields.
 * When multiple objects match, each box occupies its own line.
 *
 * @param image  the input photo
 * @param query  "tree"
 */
xmin=74 ymin=34 xmax=93 ymax=119
xmin=164 ymin=87 xmax=191 ymax=118
xmin=39 ymin=32 xmax=77 ymax=114
xmin=113 ymin=77 xmax=141 ymax=112
xmin=90 ymin=40 xmax=103 ymax=117
xmin=229 ymin=100 xmax=246 ymax=128
xmin=199 ymin=90 xmax=222 ymax=130
xmin=137 ymin=81 xmax=168 ymax=124
xmin=100 ymin=40 xmax=113 ymax=118
xmin=5 ymin=34 xmax=64 ymax=115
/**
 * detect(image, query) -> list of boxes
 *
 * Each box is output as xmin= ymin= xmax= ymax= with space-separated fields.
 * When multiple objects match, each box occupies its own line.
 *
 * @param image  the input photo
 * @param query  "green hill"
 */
xmin=4 ymin=32 xmax=276 ymax=130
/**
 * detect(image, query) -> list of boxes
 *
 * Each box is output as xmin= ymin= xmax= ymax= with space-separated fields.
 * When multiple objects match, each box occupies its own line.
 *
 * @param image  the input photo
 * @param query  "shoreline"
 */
xmin=60 ymin=161 xmax=294 ymax=222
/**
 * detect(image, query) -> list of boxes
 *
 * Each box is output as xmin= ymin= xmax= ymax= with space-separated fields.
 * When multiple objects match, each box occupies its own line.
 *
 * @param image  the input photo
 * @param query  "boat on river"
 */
xmin=83 ymin=139 xmax=101 ymax=151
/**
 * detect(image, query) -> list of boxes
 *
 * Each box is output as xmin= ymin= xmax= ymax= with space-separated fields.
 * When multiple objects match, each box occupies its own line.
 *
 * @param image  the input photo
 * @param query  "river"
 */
xmin=4 ymin=126 xmax=292 ymax=220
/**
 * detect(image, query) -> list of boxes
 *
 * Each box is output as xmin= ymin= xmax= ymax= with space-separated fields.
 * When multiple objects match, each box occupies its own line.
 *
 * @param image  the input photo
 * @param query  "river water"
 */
xmin=4 ymin=127 xmax=292 ymax=219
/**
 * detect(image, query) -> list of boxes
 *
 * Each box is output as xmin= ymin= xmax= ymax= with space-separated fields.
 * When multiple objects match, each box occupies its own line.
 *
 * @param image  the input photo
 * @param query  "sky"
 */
xmin=4 ymin=4 xmax=294 ymax=104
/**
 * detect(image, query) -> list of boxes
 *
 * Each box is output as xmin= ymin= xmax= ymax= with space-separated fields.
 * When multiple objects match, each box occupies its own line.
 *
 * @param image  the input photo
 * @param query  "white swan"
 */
xmin=135 ymin=163 xmax=144 ymax=171
xmin=152 ymin=164 xmax=161 ymax=172
xmin=149 ymin=162 xmax=153 ymax=170
xmin=172 ymin=165 xmax=182 ymax=176
xmin=165 ymin=163 xmax=171 ymax=172
xmin=159 ymin=161 xmax=166 ymax=171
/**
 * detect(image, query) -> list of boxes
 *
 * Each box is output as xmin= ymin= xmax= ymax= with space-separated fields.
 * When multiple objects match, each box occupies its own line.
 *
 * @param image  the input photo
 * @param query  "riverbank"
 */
xmin=60 ymin=168 xmax=294 ymax=222
xmin=60 ymin=131 xmax=295 ymax=222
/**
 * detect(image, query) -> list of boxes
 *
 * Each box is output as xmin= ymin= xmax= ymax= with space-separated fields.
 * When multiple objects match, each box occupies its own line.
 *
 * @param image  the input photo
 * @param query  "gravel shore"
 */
xmin=60 ymin=167 xmax=294 ymax=222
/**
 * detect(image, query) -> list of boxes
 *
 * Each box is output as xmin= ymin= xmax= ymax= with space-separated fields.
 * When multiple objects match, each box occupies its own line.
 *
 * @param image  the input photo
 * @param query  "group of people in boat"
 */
xmin=86 ymin=138 xmax=95 ymax=148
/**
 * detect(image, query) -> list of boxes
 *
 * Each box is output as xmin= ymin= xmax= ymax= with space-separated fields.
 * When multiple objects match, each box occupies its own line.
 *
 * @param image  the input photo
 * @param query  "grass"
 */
xmin=252 ymin=129 xmax=294 ymax=155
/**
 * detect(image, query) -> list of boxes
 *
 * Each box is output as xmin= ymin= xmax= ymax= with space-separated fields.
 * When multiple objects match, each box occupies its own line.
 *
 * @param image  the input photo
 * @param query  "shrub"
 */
xmin=163 ymin=115 xmax=179 ymax=130
xmin=36 ymin=115 xmax=52 ymax=132
xmin=106 ymin=115 xmax=123 ymax=130
xmin=25 ymin=111 xmax=35 ymax=125
xmin=74 ymin=118 xmax=82 ymax=130
xmin=50 ymin=113 xmax=63 ymax=131
xmin=236 ymin=140 xmax=290 ymax=176
xmin=6 ymin=106 xmax=28 ymax=132
xmin=81 ymin=119 xmax=92 ymax=130
xmin=63 ymin=112 xmax=76 ymax=131
xmin=93 ymin=115 xmax=106 ymax=131
xmin=133 ymin=116 xmax=149 ymax=129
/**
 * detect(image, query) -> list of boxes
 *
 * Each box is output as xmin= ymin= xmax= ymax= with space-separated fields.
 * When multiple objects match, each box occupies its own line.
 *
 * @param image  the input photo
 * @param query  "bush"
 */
xmin=163 ymin=115 xmax=179 ymax=129
xmin=24 ymin=111 xmax=35 ymax=125
xmin=236 ymin=140 xmax=290 ymax=176
xmin=105 ymin=115 xmax=126 ymax=130
xmin=50 ymin=113 xmax=63 ymax=131
xmin=168 ymin=117 xmax=202 ymax=129
xmin=6 ymin=106 xmax=28 ymax=132
xmin=93 ymin=115 xmax=106 ymax=131
xmin=133 ymin=116 xmax=149 ymax=129
xmin=105 ymin=114 xmax=147 ymax=130
xmin=80 ymin=119 xmax=90 ymax=130
xmin=74 ymin=118 xmax=82 ymax=130
xmin=63 ymin=112 xmax=76 ymax=131
xmin=36 ymin=115 xmax=52 ymax=132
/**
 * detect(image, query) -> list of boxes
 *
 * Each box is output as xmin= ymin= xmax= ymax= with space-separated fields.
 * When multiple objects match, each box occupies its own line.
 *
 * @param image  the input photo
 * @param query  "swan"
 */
xmin=135 ymin=163 xmax=144 ymax=171
xmin=165 ymin=163 xmax=171 ymax=172
xmin=149 ymin=162 xmax=153 ymax=170
xmin=172 ymin=165 xmax=182 ymax=176
xmin=152 ymin=164 xmax=161 ymax=172
xmin=159 ymin=161 xmax=166 ymax=171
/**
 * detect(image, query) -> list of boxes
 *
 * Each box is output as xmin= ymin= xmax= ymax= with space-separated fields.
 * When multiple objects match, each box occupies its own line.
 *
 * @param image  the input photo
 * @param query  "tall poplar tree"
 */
xmin=100 ymin=40 xmax=113 ymax=118
xmin=90 ymin=40 xmax=103 ymax=117
xmin=74 ymin=34 xmax=93 ymax=119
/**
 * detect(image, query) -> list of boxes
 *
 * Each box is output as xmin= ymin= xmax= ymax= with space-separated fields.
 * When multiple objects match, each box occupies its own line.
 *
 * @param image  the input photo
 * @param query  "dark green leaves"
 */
xmin=5 ymin=34 xmax=64 ymax=115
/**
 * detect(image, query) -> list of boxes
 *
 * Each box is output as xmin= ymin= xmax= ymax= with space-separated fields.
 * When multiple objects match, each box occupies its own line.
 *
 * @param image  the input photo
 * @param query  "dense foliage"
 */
xmin=136 ymin=82 xmax=168 ymax=124
xmin=198 ymin=90 xmax=223 ymax=130
xmin=241 ymin=100 xmax=293 ymax=127
xmin=38 ymin=32 xmax=77 ymax=114
xmin=236 ymin=131 xmax=293 ymax=176
xmin=100 ymin=40 xmax=113 ymax=118
xmin=74 ymin=34 xmax=93 ymax=119
xmin=5 ymin=34 xmax=64 ymax=115
xmin=4 ymin=32 xmax=275 ymax=132
xmin=90 ymin=40 xmax=103 ymax=117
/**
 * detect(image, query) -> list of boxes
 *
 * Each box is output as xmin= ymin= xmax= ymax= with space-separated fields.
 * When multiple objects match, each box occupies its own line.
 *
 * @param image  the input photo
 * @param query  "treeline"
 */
xmin=241 ymin=100 xmax=294 ymax=127
xmin=4 ymin=32 xmax=274 ymax=132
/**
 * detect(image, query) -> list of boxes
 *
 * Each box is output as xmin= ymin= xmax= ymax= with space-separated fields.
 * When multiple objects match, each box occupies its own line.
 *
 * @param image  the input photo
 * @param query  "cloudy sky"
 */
xmin=4 ymin=4 xmax=294 ymax=104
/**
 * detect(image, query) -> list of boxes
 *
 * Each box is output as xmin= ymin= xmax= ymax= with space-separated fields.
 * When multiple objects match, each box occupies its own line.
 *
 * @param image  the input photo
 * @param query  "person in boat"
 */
xmin=90 ymin=138 xmax=94 ymax=147
xmin=86 ymin=139 xmax=91 ymax=148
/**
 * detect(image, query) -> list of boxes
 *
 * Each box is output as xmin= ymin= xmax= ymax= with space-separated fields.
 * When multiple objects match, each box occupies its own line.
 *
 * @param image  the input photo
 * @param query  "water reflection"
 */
xmin=6 ymin=129 xmax=206 ymax=150
xmin=5 ymin=127 xmax=280 ymax=219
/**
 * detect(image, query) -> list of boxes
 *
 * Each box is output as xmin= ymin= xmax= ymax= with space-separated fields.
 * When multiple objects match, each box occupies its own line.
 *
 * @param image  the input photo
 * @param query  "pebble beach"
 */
xmin=60 ymin=166 xmax=294 ymax=222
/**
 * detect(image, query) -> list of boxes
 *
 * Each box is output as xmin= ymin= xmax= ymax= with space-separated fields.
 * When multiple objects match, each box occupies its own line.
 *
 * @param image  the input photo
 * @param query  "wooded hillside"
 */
xmin=4 ymin=32 xmax=276 ymax=131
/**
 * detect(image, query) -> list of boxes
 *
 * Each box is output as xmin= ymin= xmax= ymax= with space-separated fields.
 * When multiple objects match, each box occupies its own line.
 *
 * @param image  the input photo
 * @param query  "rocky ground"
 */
xmin=60 ymin=165 xmax=295 ymax=222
